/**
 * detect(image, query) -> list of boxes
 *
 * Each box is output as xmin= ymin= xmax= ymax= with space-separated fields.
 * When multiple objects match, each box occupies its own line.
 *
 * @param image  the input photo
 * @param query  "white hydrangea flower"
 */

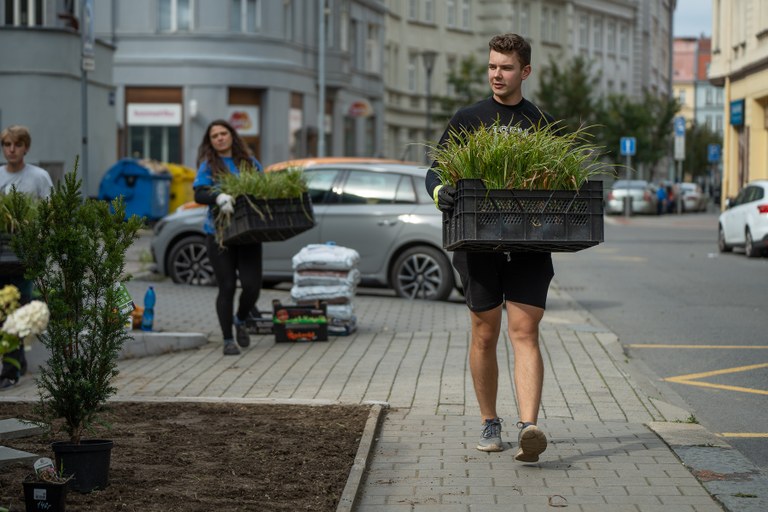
xmin=2 ymin=300 xmax=50 ymax=339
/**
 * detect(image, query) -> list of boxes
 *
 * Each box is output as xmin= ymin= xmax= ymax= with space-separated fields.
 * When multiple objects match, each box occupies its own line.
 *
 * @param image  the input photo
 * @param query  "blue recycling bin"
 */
xmin=98 ymin=159 xmax=172 ymax=221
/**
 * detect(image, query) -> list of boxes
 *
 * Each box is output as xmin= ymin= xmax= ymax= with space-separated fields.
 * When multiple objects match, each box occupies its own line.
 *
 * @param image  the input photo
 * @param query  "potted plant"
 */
xmin=214 ymin=166 xmax=314 ymax=246
xmin=428 ymin=120 xmax=614 ymax=252
xmin=10 ymin=167 xmax=143 ymax=493
xmin=21 ymin=457 xmax=72 ymax=512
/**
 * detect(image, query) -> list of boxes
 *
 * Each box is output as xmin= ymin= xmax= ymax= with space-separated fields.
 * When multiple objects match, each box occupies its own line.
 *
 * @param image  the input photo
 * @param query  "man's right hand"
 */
xmin=216 ymin=193 xmax=235 ymax=215
xmin=434 ymin=184 xmax=456 ymax=213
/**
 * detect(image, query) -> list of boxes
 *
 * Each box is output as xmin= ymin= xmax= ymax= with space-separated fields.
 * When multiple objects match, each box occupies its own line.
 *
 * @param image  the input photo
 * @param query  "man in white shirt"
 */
xmin=0 ymin=125 xmax=53 ymax=198
xmin=0 ymin=125 xmax=54 ymax=390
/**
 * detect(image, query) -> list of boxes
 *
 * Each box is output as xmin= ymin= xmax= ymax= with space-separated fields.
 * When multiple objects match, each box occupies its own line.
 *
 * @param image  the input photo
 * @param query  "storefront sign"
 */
xmin=127 ymin=103 xmax=182 ymax=126
xmin=730 ymin=99 xmax=745 ymax=126
xmin=228 ymin=106 xmax=260 ymax=136
xmin=347 ymin=99 xmax=373 ymax=118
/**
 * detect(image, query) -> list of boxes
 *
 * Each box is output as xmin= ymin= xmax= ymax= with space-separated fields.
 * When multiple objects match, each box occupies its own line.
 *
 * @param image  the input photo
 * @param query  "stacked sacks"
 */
xmin=291 ymin=243 xmax=360 ymax=335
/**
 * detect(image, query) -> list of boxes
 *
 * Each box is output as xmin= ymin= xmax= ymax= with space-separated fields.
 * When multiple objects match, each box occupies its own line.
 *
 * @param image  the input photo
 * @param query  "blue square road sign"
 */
xmin=620 ymin=137 xmax=636 ymax=156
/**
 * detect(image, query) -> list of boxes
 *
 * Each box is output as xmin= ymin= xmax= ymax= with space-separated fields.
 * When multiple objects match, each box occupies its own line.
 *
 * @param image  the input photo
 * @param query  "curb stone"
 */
xmin=337 ymin=402 xmax=388 ymax=512
xmin=649 ymin=422 xmax=768 ymax=512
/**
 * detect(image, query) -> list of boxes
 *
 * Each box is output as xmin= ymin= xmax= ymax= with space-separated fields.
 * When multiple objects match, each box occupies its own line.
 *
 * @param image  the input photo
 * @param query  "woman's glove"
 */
xmin=433 ymin=184 xmax=456 ymax=213
xmin=216 ymin=193 xmax=235 ymax=215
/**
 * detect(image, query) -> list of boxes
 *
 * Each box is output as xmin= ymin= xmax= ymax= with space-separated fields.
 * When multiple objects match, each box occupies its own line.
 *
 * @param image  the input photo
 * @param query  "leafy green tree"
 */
xmin=595 ymin=91 xmax=680 ymax=169
xmin=684 ymin=123 xmax=721 ymax=179
xmin=434 ymin=54 xmax=489 ymax=123
xmin=536 ymin=55 xmax=602 ymax=133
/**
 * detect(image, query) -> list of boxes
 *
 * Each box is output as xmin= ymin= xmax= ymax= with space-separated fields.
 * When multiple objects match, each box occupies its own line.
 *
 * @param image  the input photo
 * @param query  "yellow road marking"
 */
xmin=628 ymin=344 xmax=768 ymax=349
xmin=663 ymin=362 xmax=768 ymax=396
xmin=718 ymin=433 xmax=768 ymax=438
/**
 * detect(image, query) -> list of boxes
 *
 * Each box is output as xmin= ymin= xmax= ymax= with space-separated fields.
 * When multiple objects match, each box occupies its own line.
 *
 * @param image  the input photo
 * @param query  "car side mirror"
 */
xmin=725 ymin=198 xmax=733 ymax=209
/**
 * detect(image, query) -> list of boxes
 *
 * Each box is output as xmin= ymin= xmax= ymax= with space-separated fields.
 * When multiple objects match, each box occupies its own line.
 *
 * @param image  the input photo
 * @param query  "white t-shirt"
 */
xmin=0 ymin=163 xmax=54 ymax=198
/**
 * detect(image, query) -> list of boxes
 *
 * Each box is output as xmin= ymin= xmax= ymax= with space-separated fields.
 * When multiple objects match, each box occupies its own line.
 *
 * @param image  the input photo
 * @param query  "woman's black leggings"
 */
xmin=205 ymin=235 xmax=262 ymax=340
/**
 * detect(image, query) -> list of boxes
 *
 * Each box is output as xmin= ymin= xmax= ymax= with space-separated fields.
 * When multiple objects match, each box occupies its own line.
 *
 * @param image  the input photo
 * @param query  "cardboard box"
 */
xmin=272 ymin=299 xmax=328 ymax=342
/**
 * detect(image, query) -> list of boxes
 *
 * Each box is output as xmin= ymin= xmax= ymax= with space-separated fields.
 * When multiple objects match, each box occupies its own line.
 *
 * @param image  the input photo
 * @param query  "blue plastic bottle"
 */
xmin=140 ymin=286 xmax=156 ymax=331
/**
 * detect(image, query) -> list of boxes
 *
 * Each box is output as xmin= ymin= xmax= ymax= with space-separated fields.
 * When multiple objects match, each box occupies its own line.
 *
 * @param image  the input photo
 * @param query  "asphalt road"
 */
xmin=552 ymin=209 xmax=768 ymax=472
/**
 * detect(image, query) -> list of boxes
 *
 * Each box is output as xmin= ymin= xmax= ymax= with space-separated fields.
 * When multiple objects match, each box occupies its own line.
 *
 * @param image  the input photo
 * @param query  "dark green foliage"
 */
xmin=535 ymin=55 xmax=602 ymax=134
xmin=11 ymin=164 xmax=143 ymax=443
xmin=595 ymin=91 xmax=680 ymax=166
xmin=434 ymin=54 xmax=489 ymax=124
xmin=684 ymin=123 xmax=721 ymax=179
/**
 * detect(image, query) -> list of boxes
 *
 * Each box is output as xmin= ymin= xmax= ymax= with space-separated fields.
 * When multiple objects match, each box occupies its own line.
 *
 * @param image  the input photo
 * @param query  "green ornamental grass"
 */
xmin=213 ymin=164 xmax=310 ymax=245
xmin=429 ymin=119 xmax=614 ymax=190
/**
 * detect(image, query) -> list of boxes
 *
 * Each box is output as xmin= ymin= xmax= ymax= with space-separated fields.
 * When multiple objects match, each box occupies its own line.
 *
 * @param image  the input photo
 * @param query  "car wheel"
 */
xmin=168 ymin=235 xmax=216 ymax=285
xmin=390 ymin=246 xmax=454 ymax=301
xmin=717 ymin=224 xmax=732 ymax=253
xmin=744 ymin=229 xmax=762 ymax=258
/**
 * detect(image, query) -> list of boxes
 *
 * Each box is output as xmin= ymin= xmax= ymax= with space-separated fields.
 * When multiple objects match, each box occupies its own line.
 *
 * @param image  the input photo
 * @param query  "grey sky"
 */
xmin=673 ymin=0 xmax=713 ymax=37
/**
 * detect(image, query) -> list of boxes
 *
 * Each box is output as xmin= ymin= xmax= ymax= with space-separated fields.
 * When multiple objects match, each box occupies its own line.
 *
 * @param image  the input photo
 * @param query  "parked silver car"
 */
xmin=150 ymin=158 xmax=459 ymax=300
xmin=606 ymin=179 xmax=658 ymax=215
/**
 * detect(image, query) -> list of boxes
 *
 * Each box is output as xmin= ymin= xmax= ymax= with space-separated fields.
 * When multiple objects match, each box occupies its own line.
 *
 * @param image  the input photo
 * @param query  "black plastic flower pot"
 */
xmin=22 ymin=474 xmax=68 ymax=512
xmin=51 ymin=439 xmax=114 ymax=493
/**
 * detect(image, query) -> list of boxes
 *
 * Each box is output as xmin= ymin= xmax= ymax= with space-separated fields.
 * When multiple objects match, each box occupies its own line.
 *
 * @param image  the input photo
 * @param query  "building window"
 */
xmin=447 ymin=0 xmax=456 ymax=27
xmin=619 ymin=24 xmax=629 ymax=56
xmin=283 ymin=0 xmax=293 ymax=40
xmin=230 ymin=0 xmax=261 ymax=32
xmin=541 ymin=7 xmax=549 ymax=41
xmin=715 ymin=115 xmax=722 ymax=134
xmin=460 ymin=0 xmax=470 ymax=29
xmin=579 ymin=14 xmax=589 ymax=50
xmin=705 ymin=88 xmax=713 ymax=105
xmin=350 ymin=19 xmax=358 ymax=69
xmin=424 ymin=0 xmax=434 ymax=23
xmin=519 ymin=2 xmax=529 ymax=36
xmin=408 ymin=0 xmax=417 ymax=20
xmin=159 ymin=0 xmax=192 ymax=32
xmin=678 ymin=89 xmax=686 ymax=103
xmin=593 ymin=18 xmax=603 ymax=51
xmin=408 ymin=53 xmax=417 ymax=92
xmin=551 ymin=8 xmax=559 ymax=42
xmin=4 ymin=0 xmax=45 ymax=26
xmin=366 ymin=23 xmax=380 ymax=73
xmin=607 ymin=20 xmax=616 ymax=54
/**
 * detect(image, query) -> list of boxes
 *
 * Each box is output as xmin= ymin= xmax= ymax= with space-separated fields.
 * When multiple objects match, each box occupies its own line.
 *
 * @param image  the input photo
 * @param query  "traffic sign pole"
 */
xmin=619 ymin=137 xmax=636 ymax=217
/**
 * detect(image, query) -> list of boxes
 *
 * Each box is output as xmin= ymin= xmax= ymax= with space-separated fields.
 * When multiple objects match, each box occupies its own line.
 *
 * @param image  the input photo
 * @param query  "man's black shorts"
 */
xmin=452 ymin=251 xmax=554 ymax=312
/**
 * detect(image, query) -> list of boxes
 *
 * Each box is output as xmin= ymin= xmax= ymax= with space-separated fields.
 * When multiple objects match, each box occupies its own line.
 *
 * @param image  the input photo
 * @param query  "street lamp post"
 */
xmin=422 ymin=50 xmax=438 ymax=144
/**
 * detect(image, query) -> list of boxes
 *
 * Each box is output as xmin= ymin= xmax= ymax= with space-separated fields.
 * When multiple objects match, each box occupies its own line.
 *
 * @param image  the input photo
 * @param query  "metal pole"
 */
xmin=81 ymin=66 xmax=88 ymax=196
xmin=425 ymin=69 xmax=433 ymax=142
xmin=317 ymin=0 xmax=326 ymax=157
xmin=624 ymin=154 xmax=631 ymax=217
xmin=676 ymin=160 xmax=683 ymax=214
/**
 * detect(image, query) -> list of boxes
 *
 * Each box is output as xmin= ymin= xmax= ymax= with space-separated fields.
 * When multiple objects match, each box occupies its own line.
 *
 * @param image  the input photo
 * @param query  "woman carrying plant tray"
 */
xmin=194 ymin=119 xmax=263 ymax=356
xmin=425 ymin=33 xmax=560 ymax=462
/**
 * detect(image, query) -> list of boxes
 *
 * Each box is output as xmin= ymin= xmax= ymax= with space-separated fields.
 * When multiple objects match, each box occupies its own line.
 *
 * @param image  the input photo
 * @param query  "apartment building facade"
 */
xmin=2 ymin=0 xmax=674 ymax=196
xmin=709 ymin=0 xmax=768 ymax=202
xmin=385 ymin=0 xmax=674 ymax=162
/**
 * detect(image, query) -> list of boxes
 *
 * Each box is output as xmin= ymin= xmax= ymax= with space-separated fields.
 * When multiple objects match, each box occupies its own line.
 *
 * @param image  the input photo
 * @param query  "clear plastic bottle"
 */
xmin=140 ymin=286 xmax=156 ymax=331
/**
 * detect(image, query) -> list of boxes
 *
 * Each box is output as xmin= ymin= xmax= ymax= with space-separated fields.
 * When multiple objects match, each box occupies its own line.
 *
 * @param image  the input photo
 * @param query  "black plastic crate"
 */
xmin=222 ymin=193 xmax=315 ymax=245
xmin=443 ymin=179 xmax=604 ymax=253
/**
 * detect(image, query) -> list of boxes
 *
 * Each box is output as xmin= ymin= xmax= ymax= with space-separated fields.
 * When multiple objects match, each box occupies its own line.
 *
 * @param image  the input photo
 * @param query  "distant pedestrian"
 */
xmin=656 ymin=185 xmax=667 ymax=215
xmin=0 ymin=125 xmax=53 ymax=390
xmin=193 ymin=119 xmax=263 ymax=356
xmin=426 ymin=33 xmax=552 ymax=462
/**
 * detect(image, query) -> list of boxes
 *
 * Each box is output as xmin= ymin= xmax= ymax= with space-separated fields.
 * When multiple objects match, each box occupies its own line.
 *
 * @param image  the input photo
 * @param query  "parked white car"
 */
xmin=680 ymin=182 xmax=708 ymax=212
xmin=718 ymin=180 xmax=768 ymax=258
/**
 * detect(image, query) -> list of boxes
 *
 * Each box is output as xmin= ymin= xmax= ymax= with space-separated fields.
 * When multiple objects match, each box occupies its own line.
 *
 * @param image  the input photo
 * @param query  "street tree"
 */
xmin=536 ymin=55 xmax=601 ymax=133
xmin=684 ymin=123 xmax=721 ymax=179
xmin=434 ymin=55 xmax=488 ymax=123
